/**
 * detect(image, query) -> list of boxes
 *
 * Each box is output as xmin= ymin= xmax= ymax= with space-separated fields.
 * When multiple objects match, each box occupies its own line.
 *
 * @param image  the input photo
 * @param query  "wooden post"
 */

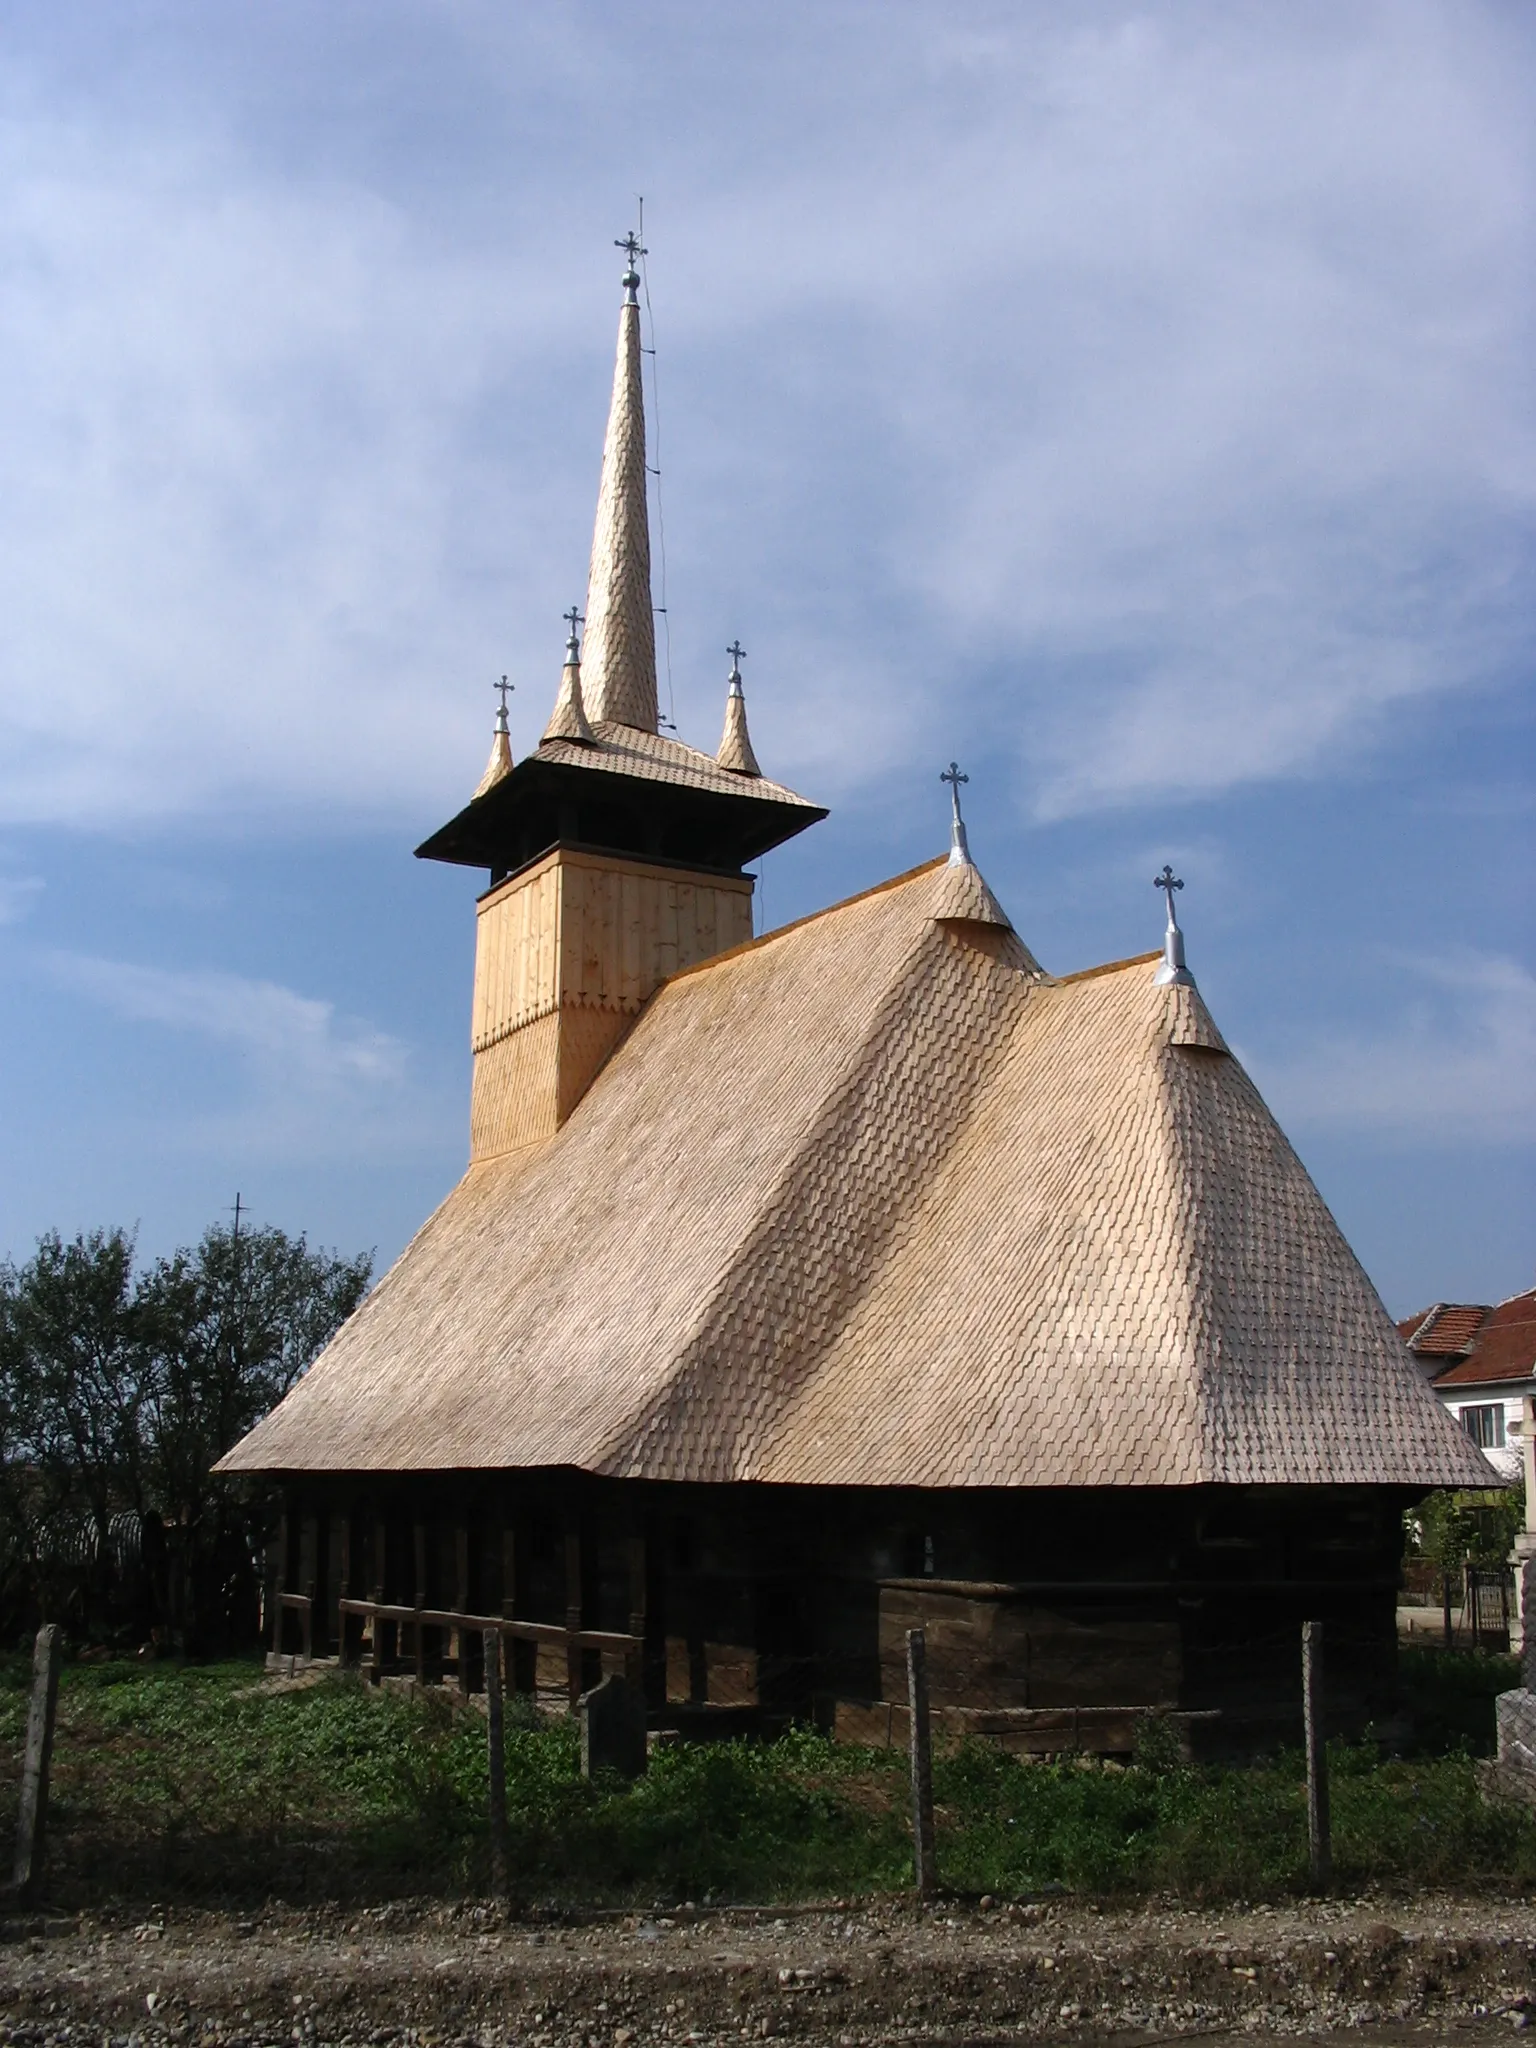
xmin=370 ymin=1516 xmax=387 ymax=1685
xmin=455 ymin=1525 xmax=472 ymax=1696
xmin=627 ymin=1532 xmax=647 ymax=1693
xmin=906 ymin=1626 xmax=937 ymax=1899
xmin=564 ymin=1522 xmax=583 ymax=1712
xmin=1302 ymin=1619 xmax=1330 ymax=1888
xmin=413 ymin=1521 xmax=427 ymax=1684
xmin=331 ymin=1507 xmax=350 ymax=1662
xmin=269 ymin=1507 xmax=288 ymax=1659
xmin=12 ymin=1625 xmax=62 ymax=1904
xmin=483 ymin=1627 xmax=508 ymax=1896
xmin=502 ymin=1518 xmax=532 ymax=1696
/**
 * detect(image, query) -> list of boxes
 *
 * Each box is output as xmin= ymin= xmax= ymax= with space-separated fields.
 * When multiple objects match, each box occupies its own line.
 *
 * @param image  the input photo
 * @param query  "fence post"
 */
xmin=1302 ymin=1619 xmax=1330 ymax=1888
xmin=483 ymin=1628 xmax=508 ymax=1896
xmin=906 ymin=1627 xmax=937 ymax=1899
xmin=12 ymin=1624 xmax=63 ymax=1905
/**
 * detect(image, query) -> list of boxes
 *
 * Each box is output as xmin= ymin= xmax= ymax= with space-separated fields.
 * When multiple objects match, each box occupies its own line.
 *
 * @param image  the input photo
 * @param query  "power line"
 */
xmin=636 ymin=196 xmax=677 ymax=736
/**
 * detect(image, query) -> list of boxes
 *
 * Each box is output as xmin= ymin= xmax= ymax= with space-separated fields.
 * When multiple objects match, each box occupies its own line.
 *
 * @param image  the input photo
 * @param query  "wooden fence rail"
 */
xmin=335 ymin=1596 xmax=643 ymax=1707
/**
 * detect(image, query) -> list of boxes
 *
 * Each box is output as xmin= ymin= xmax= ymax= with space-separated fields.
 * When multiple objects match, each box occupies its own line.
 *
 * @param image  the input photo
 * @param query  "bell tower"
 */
xmin=416 ymin=239 xmax=825 ymax=1162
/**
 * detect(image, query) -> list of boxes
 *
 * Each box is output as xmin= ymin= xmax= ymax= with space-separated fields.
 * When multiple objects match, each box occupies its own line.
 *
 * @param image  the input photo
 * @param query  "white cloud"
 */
xmin=44 ymin=952 xmax=427 ymax=1159
xmin=0 ymin=3 xmax=1529 ymax=831
xmin=1254 ymin=951 xmax=1536 ymax=1145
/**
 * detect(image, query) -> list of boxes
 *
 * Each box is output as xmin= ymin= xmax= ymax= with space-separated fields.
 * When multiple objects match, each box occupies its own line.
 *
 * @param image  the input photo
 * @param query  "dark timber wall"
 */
xmin=266 ymin=1475 xmax=1411 ymax=1756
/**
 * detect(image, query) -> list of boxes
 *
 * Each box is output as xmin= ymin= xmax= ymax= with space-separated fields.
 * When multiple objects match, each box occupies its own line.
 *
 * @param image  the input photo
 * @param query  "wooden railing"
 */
xmin=336 ymin=1596 xmax=642 ymax=1706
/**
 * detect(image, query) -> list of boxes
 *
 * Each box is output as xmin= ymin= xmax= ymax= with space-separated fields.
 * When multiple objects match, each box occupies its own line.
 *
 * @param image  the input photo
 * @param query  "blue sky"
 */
xmin=0 ymin=0 xmax=1531 ymax=1316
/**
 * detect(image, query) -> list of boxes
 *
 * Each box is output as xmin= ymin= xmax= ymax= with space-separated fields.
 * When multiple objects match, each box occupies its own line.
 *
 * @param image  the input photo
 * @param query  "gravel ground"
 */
xmin=4 ymin=1895 xmax=1536 ymax=2046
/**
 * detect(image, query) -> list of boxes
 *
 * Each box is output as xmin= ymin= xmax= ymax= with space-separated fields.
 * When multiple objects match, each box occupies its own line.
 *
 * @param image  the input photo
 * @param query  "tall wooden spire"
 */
xmin=580 ymin=241 xmax=657 ymax=733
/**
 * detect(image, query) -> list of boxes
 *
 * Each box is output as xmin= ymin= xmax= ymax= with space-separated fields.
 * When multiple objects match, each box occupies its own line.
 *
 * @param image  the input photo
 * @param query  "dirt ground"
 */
xmin=4 ymin=1893 xmax=1536 ymax=2047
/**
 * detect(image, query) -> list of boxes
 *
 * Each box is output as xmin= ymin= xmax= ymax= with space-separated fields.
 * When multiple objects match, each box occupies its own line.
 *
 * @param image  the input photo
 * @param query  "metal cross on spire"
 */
xmin=563 ymin=606 xmax=583 ymax=656
xmin=941 ymin=762 xmax=973 ymax=867
xmin=725 ymin=641 xmax=747 ymax=701
xmin=493 ymin=675 xmax=513 ymax=729
xmin=1153 ymin=865 xmax=1195 ymax=987
xmin=616 ymin=228 xmax=647 ymax=303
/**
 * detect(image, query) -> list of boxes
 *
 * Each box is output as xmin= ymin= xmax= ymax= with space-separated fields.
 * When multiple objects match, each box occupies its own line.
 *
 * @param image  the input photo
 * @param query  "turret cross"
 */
xmin=494 ymin=675 xmax=514 ymax=717
xmin=615 ymin=230 xmax=647 ymax=267
xmin=941 ymin=760 xmax=969 ymax=823
xmin=726 ymin=640 xmax=746 ymax=673
xmin=1154 ymin=864 xmax=1184 ymax=919
xmin=564 ymin=606 xmax=583 ymax=648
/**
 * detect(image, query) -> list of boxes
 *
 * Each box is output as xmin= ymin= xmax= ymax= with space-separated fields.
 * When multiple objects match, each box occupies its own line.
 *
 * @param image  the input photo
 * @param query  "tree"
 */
xmin=0 ymin=1230 xmax=149 ymax=1633
xmin=136 ymin=1221 xmax=372 ymax=1643
xmin=0 ymin=1219 xmax=371 ymax=1648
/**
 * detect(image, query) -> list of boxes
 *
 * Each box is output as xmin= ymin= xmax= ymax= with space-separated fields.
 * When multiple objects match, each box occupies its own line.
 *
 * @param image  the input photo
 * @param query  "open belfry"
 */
xmin=223 ymin=240 xmax=1488 ymax=1753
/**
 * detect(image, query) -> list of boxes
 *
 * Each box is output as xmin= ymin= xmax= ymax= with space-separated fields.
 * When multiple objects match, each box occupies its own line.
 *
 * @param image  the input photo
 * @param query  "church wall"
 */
xmin=267 ymin=1472 xmax=1411 ymax=1757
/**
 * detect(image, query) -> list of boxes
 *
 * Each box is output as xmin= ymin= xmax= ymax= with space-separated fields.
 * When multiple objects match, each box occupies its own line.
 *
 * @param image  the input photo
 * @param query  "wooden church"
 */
xmin=222 ymin=244 xmax=1489 ymax=1753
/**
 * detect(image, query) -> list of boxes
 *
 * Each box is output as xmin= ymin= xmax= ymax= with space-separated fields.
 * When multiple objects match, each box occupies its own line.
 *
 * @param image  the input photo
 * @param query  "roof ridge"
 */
xmin=661 ymin=856 xmax=949 ymax=990
xmin=1053 ymin=949 xmax=1163 ymax=986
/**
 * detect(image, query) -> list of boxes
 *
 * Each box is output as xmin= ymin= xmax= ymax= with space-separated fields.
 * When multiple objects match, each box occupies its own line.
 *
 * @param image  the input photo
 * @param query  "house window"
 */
xmin=1460 ymin=1404 xmax=1507 ymax=1450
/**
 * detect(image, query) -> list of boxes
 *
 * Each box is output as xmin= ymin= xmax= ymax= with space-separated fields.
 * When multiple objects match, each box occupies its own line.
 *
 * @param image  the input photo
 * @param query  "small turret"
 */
xmin=474 ymin=678 xmax=514 ymax=798
xmin=716 ymin=642 xmax=761 ymax=777
xmin=543 ymin=608 xmax=595 ymax=745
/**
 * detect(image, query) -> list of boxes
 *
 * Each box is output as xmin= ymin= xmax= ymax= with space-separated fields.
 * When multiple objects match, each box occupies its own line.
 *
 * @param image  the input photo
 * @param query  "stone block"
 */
xmin=1496 ymin=1688 xmax=1536 ymax=1771
xmin=580 ymin=1672 xmax=647 ymax=1780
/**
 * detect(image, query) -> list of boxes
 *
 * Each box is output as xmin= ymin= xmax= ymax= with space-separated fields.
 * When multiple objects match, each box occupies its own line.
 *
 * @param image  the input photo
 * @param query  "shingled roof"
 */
xmin=221 ymin=860 xmax=1487 ymax=1491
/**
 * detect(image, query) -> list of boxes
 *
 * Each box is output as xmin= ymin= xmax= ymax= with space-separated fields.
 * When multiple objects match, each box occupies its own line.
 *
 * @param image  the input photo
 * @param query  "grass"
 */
xmin=2 ymin=1652 xmax=1534 ymax=1909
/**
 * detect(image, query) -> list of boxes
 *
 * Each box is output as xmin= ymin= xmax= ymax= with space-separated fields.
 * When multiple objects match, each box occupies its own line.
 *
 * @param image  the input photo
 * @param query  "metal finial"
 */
xmin=941 ymin=761 xmax=972 ymax=867
xmin=493 ymin=675 xmax=514 ymax=734
xmin=1153 ymin=865 xmax=1195 ymax=987
xmin=726 ymin=640 xmax=746 ymax=696
xmin=616 ymin=228 xmax=646 ymax=304
xmin=563 ymin=606 xmax=584 ymax=661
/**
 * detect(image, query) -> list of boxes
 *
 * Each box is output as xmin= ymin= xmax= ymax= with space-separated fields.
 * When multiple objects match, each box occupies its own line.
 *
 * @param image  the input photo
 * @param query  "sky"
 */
xmin=0 ymin=0 xmax=1531 ymax=1317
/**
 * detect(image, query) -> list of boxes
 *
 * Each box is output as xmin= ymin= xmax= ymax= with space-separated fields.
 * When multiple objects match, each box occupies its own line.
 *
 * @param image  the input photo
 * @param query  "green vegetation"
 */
xmin=1407 ymin=1485 xmax=1525 ymax=1574
xmin=0 ymin=1221 xmax=370 ymax=1648
xmin=3 ymin=1653 xmax=1535 ymax=1909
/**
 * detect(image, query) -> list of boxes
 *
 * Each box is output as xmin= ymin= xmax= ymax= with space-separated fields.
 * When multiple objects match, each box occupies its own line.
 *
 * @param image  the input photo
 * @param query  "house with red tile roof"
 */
xmin=1399 ymin=1289 xmax=1536 ymax=1484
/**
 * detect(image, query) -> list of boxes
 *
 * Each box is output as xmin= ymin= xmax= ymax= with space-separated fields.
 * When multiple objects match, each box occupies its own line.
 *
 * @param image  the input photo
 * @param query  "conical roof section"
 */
xmin=543 ymin=621 xmax=595 ymax=744
xmin=717 ymin=655 xmax=761 ymax=776
xmin=580 ymin=270 xmax=657 ymax=732
xmin=474 ymin=693 xmax=514 ymax=797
